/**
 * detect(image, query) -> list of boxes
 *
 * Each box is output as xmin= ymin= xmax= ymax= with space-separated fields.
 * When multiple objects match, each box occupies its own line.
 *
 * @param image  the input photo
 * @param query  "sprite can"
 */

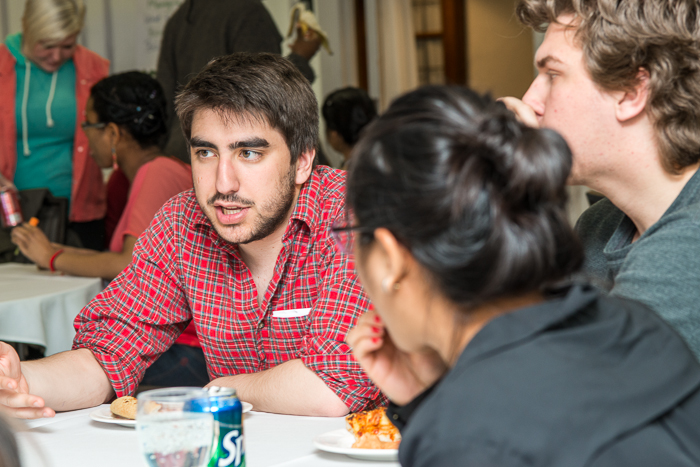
xmin=190 ymin=387 xmax=245 ymax=467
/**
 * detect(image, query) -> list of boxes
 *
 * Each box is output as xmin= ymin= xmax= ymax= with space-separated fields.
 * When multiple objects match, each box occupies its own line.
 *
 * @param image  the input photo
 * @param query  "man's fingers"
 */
xmin=0 ymin=390 xmax=45 ymax=410
xmin=499 ymin=97 xmax=540 ymax=128
xmin=0 ymin=405 xmax=55 ymax=420
xmin=0 ymin=376 xmax=18 ymax=391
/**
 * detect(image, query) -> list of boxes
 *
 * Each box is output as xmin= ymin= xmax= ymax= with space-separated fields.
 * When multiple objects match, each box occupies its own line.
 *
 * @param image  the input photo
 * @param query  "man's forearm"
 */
xmin=207 ymin=359 xmax=349 ymax=417
xmin=22 ymin=348 xmax=114 ymax=412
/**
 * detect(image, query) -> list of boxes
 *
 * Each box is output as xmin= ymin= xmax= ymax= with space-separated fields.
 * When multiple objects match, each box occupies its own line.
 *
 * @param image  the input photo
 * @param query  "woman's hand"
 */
xmin=11 ymin=223 xmax=60 ymax=269
xmin=347 ymin=308 xmax=448 ymax=406
xmin=0 ymin=174 xmax=15 ymax=192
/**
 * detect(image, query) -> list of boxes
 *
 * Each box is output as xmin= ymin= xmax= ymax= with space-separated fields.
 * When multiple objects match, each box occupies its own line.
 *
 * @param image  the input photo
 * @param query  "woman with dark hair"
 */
xmin=344 ymin=86 xmax=700 ymax=466
xmin=322 ymin=87 xmax=376 ymax=169
xmin=11 ymin=71 xmax=191 ymax=280
xmin=11 ymin=71 xmax=204 ymax=386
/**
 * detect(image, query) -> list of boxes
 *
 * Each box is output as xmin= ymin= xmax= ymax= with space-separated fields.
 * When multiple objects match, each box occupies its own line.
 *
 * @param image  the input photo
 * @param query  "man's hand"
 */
xmin=11 ymin=223 xmax=59 ymax=269
xmin=346 ymin=308 xmax=447 ymax=406
xmin=0 ymin=342 xmax=55 ymax=419
xmin=499 ymin=97 xmax=540 ymax=128
xmin=288 ymin=27 xmax=322 ymax=61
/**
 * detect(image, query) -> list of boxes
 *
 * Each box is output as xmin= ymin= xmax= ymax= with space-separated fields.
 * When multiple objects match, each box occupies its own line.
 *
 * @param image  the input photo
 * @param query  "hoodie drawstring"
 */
xmin=21 ymin=64 xmax=58 ymax=157
xmin=46 ymin=71 xmax=57 ymax=128
xmin=21 ymin=61 xmax=31 ymax=156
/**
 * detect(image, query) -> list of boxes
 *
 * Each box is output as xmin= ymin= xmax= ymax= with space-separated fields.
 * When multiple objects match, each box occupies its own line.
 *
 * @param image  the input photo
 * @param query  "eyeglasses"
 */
xmin=80 ymin=121 xmax=106 ymax=131
xmin=330 ymin=215 xmax=375 ymax=254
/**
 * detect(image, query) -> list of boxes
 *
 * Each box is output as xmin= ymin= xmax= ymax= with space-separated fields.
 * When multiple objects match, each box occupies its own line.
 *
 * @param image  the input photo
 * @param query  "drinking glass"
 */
xmin=136 ymin=387 xmax=215 ymax=467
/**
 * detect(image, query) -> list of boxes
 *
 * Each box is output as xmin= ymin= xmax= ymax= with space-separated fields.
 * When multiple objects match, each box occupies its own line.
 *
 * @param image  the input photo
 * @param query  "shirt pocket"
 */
xmin=267 ymin=310 xmax=312 ymax=362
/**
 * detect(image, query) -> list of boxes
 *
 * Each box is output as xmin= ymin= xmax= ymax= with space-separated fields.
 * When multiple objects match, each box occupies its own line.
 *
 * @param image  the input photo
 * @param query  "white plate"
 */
xmin=89 ymin=406 xmax=136 ymax=427
xmin=313 ymin=429 xmax=399 ymax=462
xmin=90 ymin=401 xmax=253 ymax=428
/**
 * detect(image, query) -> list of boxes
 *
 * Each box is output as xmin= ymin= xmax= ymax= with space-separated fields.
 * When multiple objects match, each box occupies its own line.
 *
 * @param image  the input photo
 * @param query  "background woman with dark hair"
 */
xmin=11 ymin=71 xmax=191 ymax=280
xmin=344 ymin=86 xmax=700 ymax=466
xmin=322 ymin=87 xmax=376 ymax=169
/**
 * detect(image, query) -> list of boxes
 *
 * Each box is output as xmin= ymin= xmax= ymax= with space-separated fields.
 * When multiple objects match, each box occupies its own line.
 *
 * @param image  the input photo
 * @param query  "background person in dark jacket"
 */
xmin=344 ymin=86 xmax=700 ymax=466
xmin=157 ymin=0 xmax=321 ymax=163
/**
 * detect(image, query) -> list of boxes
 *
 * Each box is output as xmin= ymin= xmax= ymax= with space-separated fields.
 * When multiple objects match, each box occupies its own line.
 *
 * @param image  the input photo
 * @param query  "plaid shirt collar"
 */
xmin=189 ymin=167 xmax=324 ymax=256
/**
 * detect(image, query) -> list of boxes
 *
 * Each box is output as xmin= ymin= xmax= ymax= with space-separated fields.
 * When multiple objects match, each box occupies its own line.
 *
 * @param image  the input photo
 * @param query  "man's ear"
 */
xmin=615 ymin=68 xmax=650 ymax=123
xmin=294 ymin=149 xmax=315 ymax=185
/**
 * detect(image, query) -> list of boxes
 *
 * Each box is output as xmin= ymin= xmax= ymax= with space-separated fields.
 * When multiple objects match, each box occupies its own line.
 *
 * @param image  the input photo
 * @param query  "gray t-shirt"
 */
xmin=576 ymin=170 xmax=700 ymax=359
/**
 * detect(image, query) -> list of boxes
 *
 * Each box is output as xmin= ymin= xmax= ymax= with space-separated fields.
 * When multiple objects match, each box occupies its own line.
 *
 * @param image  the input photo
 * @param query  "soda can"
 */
xmin=0 ymin=189 xmax=23 ymax=228
xmin=190 ymin=387 xmax=245 ymax=467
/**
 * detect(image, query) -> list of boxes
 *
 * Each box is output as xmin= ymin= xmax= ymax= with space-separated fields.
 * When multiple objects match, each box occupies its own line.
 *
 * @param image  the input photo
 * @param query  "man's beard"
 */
xmin=203 ymin=166 xmax=297 ymax=245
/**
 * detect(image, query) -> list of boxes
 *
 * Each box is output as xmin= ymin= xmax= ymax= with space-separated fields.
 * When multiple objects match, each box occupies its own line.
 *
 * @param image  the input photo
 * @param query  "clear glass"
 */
xmin=136 ymin=387 xmax=215 ymax=467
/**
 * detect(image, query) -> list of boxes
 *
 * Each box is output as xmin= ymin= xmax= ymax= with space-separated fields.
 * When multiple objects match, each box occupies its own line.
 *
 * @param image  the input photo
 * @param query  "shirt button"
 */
xmin=77 ymin=146 xmax=84 ymax=152
xmin=392 ymin=414 xmax=398 ymax=420
xmin=257 ymin=321 xmax=265 ymax=329
xmin=81 ymin=79 xmax=87 ymax=85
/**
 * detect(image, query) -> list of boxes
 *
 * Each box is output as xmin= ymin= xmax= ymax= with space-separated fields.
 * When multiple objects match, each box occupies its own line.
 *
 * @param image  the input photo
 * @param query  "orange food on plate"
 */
xmin=346 ymin=407 xmax=401 ymax=449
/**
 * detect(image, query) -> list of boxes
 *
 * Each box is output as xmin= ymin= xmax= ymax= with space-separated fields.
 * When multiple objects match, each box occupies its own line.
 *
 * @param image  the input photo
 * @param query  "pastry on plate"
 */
xmin=110 ymin=396 xmax=138 ymax=420
xmin=346 ymin=407 xmax=401 ymax=449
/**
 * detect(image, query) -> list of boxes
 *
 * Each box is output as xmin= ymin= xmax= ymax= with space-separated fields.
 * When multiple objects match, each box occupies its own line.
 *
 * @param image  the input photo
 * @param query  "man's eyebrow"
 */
xmin=229 ymin=138 xmax=270 ymax=150
xmin=536 ymin=55 xmax=564 ymax=69
xmin=189 ymin=137 xmax=217 ymax=150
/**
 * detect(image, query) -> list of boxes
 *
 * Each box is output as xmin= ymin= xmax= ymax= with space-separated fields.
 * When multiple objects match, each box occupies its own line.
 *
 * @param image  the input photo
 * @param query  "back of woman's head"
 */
xmin=23 ymin=0 xmax=85 ymax=47
xmin=322 ymin=87 xmax=377 ymax=147
xmin=91 ymin=71 xmax=168 ymax=149
xmin=347 ymin=86 xmax=582 ymax=308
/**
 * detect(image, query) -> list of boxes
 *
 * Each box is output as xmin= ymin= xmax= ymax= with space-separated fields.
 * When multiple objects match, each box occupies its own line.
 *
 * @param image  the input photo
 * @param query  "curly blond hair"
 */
xmin=517 ymin=0 xmax=700 ymax=173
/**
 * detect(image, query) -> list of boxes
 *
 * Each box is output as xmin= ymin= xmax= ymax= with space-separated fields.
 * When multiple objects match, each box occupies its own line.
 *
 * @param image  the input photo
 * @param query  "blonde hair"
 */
xmin=517 ymin=0 xmax=700 ymax=174
xmin=22 ymin=0 xmax=85 ymax=48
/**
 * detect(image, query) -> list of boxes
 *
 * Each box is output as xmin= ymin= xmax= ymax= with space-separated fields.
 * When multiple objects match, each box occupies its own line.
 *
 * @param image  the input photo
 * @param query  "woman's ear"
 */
xmin=373 ymin=228 xmax=409 ymax=290
xmin=106 ymin=122 xmax=122 ymax=148
xmin=615 ymin=68 xmax=650 ymax=123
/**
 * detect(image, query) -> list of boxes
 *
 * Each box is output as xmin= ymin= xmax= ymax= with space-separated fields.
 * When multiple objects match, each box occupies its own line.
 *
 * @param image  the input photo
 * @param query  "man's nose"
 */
xmin=215 ymin=158 xmax=240 ymax=194
xmin=522 ymin=78 xmax=545 ymax=116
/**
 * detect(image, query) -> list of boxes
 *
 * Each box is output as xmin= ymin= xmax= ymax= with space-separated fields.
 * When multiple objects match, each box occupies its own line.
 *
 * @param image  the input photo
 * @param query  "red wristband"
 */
xmin=49 ymin=249 xmax=64 ymax=273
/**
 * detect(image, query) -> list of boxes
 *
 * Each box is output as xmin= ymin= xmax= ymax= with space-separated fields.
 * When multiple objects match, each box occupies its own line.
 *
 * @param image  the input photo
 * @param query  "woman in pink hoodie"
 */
xmin=0 ymin=0 xmax=109 ymax=249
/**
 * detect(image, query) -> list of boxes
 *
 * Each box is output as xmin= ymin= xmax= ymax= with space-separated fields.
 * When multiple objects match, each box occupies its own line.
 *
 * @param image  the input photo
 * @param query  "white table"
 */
xmin=0 ymin=263 xmax=102 ymax=356
xmin=15 ymin=406 xmax=401 ymax=467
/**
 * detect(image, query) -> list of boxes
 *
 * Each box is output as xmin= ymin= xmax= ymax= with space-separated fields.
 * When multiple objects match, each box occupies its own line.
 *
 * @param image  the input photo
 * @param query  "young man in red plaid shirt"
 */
xmin=0 ymin=53 xmax=382 ymax=419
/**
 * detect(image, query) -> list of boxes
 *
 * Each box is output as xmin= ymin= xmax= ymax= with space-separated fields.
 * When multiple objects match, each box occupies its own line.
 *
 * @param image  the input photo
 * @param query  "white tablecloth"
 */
xmin=0 ymin=263 xmax=102 ymax=356
xmin=15 ymin=406 xmax=401 ymax=467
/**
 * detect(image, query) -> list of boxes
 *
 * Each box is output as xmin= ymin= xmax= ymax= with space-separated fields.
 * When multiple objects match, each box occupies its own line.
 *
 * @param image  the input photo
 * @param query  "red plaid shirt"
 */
xmin=73 ymin=167 xmax=382 ymax=412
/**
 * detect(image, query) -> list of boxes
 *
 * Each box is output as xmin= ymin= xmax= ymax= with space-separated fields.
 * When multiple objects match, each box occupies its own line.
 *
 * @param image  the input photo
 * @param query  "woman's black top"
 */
xmin=388 ymin=284 xmax=700 ymax=466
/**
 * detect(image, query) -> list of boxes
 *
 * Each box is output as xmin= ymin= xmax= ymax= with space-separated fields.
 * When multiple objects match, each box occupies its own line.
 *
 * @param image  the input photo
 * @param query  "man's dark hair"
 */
xmin=176 ymin=52 xmax=318 ymax=164
xmin=348 ymin=86 xmax=583 ymax=309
